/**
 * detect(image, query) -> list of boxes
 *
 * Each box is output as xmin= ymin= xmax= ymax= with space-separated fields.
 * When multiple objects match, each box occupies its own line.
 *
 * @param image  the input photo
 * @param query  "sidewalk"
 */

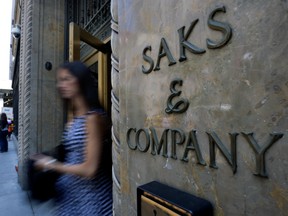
xmin=0 ymin=136 xmax=53 ymax=216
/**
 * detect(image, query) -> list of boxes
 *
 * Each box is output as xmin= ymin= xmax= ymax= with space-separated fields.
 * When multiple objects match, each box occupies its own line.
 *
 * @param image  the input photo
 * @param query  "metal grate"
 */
xmin=67 ymin=0 xmax=111 ymax=59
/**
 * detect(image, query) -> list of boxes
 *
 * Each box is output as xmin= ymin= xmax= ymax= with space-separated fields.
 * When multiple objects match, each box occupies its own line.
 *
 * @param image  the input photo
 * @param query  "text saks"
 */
xmin=142 ymin=5 xmax=232 ymax=74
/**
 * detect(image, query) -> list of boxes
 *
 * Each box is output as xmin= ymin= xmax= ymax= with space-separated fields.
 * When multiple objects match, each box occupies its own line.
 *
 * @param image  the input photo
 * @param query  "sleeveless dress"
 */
xmin=54 ymin=110 xmax=112 ymax=216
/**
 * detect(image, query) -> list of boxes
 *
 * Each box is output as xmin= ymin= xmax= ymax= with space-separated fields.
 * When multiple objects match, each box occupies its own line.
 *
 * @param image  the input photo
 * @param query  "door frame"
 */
xmin=68 ymin=22 xmax=111 ymax=113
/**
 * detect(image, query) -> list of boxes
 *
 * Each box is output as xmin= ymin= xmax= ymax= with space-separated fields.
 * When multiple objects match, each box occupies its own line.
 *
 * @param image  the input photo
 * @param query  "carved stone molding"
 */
xmin=18 ymin=0 xmax=33 ymax=189
xmin=111 ymin=0 xmax=121 ymax=214
xmin=17 ymin=0 xmax=25 ymax=185
xmin=17 ymin=0 xmax=65 ymax=189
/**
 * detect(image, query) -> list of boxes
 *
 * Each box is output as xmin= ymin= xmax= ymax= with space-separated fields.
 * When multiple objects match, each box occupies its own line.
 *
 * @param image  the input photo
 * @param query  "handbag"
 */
xmin=27 ymin=144 xmax=66 ymax=201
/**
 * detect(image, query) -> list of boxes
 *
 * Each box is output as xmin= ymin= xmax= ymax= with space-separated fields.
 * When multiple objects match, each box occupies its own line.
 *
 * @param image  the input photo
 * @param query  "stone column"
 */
xmin=111 ymin=0 xmax=121 ymax=214
xmin=18 ymin=0 xmax=65 ymax=189
xmin=116 ymin=1 xmax=288 ymax=215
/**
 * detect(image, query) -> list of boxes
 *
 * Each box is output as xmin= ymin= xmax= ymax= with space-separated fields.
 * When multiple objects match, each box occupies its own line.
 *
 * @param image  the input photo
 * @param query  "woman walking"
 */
xmin=35 ymin=61 xmax=112 ymax=215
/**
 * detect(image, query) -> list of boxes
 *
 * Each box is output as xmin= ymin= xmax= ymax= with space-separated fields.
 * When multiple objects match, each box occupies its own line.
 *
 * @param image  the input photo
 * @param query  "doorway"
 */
xmin=68 ymin=22 xmax=111 ymax=116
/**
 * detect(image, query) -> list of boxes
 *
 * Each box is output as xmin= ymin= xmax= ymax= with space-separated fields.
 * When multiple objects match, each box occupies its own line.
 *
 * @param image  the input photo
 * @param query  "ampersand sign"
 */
xmin=165 ymin=79 xmax=189 ymax=114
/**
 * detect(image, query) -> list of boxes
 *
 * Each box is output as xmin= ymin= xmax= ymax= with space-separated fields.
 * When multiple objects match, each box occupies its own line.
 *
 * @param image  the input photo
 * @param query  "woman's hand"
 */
xmin=32 ymin=155 xmax=57 ymax=171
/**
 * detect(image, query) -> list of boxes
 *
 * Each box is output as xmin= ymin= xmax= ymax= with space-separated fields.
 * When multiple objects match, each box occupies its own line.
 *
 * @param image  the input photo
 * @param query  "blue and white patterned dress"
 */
xmin=55 ymin=110 xmax=112 ymax=216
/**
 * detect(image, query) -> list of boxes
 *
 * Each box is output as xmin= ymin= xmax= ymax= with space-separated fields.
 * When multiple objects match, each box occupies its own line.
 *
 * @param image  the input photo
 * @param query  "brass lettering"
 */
xmin=154 ymin=38 xmax=176 ymax=71
xmin=142 ymin=46 xmax=154 ymax=74
xmin=126 ymin=128 xmax=284 ymax=178
xmin=136 ymin=129 xmax=150 ymax=152
xmin=127 ymin=128 xmax=137 ymax=150
xmin=150 ymin=127 xmax=169 ymax=157
xmin=141 ymin=5 xmax=233 ymax=73
xmin=207 ymin=5 xmax=232 ymax=49
xmin=171 ymin=129 xmax=186 ymax=159
xmin=182 ymin=130 xmax=206 ymax=166
xmin=207 ymin=132 xmax=238 ymax=174
xmin=242 ymin=132 xmax=284 ymax=177
xmin=178 ymin=19 xmax=206 ymax=62
xmin=165 ymin=79 xmax=189 ymax=114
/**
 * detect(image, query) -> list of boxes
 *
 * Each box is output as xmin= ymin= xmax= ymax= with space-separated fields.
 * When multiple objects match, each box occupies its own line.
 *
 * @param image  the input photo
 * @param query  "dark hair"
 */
xmin=1 ymin=113 xmax=8 ymax=129
xmin=58 ymin=61 xmax=101 ymax=109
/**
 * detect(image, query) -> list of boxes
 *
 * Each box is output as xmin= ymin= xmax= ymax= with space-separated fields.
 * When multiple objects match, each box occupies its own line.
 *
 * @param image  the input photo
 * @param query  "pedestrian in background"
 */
xmin=0 ymin=113 xmax=9 ymax=152
xmin=34 ymin=61 xmax=113 ymax=216
xmin=7 ymin=119 xmax=14 ymax=141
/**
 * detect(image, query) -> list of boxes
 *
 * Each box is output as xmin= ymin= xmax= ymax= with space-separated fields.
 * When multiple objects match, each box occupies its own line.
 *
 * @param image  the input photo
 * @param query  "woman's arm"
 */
xmin=36 ymin=113 xmax=106 ymax=178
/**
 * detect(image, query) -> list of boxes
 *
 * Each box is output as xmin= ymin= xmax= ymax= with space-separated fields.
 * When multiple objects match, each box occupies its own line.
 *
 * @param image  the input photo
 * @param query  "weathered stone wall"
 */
xmin=115 ymin=1 xmax=288 ymax=215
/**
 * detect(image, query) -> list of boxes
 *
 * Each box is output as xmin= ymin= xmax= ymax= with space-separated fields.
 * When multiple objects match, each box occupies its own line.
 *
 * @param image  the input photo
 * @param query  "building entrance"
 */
xmin=68 ymin=22 xmax=111 ymax=116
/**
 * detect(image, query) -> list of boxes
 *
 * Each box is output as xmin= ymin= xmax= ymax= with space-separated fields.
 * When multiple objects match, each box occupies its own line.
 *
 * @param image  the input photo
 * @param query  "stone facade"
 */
xmin=11 ymin=0 xmax=288 ymax=215
xmin=15 ymin=0 xmax=65 ymax=189
xmin=112 ymin=0 xmax=288 ymax=215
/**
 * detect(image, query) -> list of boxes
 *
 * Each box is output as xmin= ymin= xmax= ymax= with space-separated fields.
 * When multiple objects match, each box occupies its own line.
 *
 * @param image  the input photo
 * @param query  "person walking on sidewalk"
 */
xmin=7 ymin=119 xmax=14 ymax=141
xmin=0 ymin=113 xmax=8 ymax=152
xmin=34 ymin=61 xmax=113 ymax=216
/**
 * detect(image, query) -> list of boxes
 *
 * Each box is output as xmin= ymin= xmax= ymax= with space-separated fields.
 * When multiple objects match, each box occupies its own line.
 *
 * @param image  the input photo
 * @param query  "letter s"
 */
xmin=142 ymin=46 xmax=154 ymax=74
xmin=206 ymin=5 xmax=232 ymax=49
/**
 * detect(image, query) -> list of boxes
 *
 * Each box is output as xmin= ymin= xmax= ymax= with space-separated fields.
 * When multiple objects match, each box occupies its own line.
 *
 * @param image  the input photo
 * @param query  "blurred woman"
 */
xmin=0 ymin=113 xmax=8 ymax=152
xmin=35 ymin=61 xmax=112 ymax=216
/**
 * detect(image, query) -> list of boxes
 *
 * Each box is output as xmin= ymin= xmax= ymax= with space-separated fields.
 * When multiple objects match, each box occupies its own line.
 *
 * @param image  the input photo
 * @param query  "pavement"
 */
xmin=0 ymin=135 xmax=54 ymax=216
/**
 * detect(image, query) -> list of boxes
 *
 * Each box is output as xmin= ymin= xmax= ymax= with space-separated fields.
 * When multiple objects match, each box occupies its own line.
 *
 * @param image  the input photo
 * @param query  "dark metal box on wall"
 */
xmin=137 ymin=181 xmax=213 ymax=216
